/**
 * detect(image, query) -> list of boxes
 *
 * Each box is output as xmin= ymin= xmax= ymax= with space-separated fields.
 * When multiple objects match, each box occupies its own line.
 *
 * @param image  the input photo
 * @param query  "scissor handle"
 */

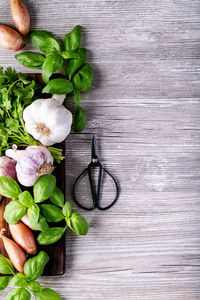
xmin=73 ymin=162 xmax=119 ymax=211
xmin=73 ymin=168 xmax=95 ymax=211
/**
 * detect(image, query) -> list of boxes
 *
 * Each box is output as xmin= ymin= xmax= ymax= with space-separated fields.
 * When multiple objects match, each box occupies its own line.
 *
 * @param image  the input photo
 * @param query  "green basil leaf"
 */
xmin=73 ymin=87 xmax=81 ymax=104
xmin=4 ymin=200 xmax=26 ymax=224
xmin=40 ymin=204 xmax=64 ymax=222
xmin=27 ymin=281 xmax=42 ymax=293
xmin=29 ymin=30 xmax=61 ymax=54
xmin=11 ymin=274 xmax=28 ymax=288
xmin=42 ymin=78 xmax=73 ymax=95
xmin=24 ymin=251 xmax=49 ymax=281
xmin=50 ymin=187 xmax=64 ymax=207
xmin=6 ymin=287 xmax=31 ymax=300
xmin=34 ymin=174 xmax=56 ymax=203
xmin=73 ymin=63 xmax=93 ymax=91
xmin=18 ymin=191 xmax=34 ymax=208
xmin=27 ymin=206 xmax=49 ymax=231
xmin=0 ymin=275 xmax=10 ymax=291
xmin=15 ymin=52 xmax=45 ymax=69
xmin=34 ymin=288 xmax=62 ymax=300
xmin=74 ymin=106 xmax=87 ymax=132
xmin=37 ymin=227 xmax=66 ymax=245
xmin=64 ymin=25 xmax=81 ymax=51
xmin=62 ymin=50 xmax=81 ymax=59
xmin=66 ymin=48 xmax=87 ymax=80
xmin=62 ymin=202 xmax=72 ymax=218
xmin=0 ymin=176 xmax=21 ymax=198
xmin=42 ymin=53 xmax=63 ymax=84
xmin=0 ymin=254 xmax=14 ymax=275
xmin=71 ymin=212 xmax=89 ymax=235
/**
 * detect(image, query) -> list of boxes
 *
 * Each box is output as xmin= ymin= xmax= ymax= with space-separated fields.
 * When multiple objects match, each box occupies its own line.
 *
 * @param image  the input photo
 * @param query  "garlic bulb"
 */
xmin=6 ymin=146 xmax=54 ymax=187
xmin=23 ymin=94 xmax=72 ymax=146
xmin=0 ymin=156 xmax=17 ymax=179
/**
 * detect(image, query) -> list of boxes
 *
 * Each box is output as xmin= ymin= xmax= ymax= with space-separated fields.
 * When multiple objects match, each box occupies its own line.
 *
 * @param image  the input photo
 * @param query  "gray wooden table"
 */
xmin=1 ymin=0 xmax=200 ymax=299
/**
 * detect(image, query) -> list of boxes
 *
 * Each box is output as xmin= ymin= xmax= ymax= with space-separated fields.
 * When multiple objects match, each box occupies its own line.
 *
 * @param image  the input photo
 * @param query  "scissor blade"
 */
xmin=91 ymin=135 xmax=99 ymax=161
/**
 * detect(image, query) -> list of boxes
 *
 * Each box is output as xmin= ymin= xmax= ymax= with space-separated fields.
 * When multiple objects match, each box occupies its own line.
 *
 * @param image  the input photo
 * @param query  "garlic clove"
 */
xmin=10 ymin=0 xmax=30 ymax=36
xmin=9 ymin=221 xmax=37 ymax=254
xmin=0 ymin=24 xmax=24 ymax=51
xmin=0 ymin=156 xmax=17 ymax=179
xmin=1 ymin=235 xmax=27 ymax=273
xmin=21 ymin=213 xmax=35 ymax=230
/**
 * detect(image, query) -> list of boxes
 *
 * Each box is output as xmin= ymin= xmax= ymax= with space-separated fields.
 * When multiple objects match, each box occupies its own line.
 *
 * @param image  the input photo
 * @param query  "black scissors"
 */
xmin=72 ymin=136 xmax=119 ymax=210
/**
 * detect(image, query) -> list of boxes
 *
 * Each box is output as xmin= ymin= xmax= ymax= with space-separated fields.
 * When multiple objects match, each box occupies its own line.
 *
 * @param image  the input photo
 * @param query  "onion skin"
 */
xmin=21 ymin=213 xmax=35 ymax=230
xmin=1 ymin=235 xmax=26 ymax=273
xmin=9 ymin=221 xmax=37 ymax=254
xmin=10 ymin=0 xmax=30 ymax=35
xmin=0 ymin=24 xmax=24 ymax=51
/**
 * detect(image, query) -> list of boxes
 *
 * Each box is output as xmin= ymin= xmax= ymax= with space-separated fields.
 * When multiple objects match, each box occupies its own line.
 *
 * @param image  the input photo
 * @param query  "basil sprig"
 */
xmin=0 ymin=251 xmax=62 ymax=299
xmin=15 ymin=25 xmax=94 ymax=132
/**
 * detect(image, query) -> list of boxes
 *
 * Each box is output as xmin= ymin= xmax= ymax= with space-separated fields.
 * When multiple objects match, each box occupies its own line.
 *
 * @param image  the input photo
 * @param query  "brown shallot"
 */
xmin=1 ymin=233 xmax=26 ymax=273
xmin=9 ymin=221 xmax=37 ymax=254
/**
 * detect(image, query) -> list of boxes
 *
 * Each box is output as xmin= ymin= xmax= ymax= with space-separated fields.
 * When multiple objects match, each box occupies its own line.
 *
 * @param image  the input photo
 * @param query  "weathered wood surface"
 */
xmin=1 ymin=0 xmax=200 ymax=299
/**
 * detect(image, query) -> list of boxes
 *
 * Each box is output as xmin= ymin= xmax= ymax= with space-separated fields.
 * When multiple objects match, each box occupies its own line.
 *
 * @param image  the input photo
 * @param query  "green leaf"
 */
xmin=34 ymin=288 xmax=62 ymax=300
xmin=0 ymin=176 xmax=21 ymax=198
xmin=27 ymin=206 xmax=49 ymax=231
xmin=71 ymin=212 xmax=89 ymax=235
xmin=73 ymin=87 xmax=81 ymax=104
xmin=37 ymin=227 xmax=66 ymax=245
xmin=27 ymin=281 xmax=42 ymax=293
xmin=29 ymin=30 xmax=61 ymax=54
xmin=73 ymin=63 xmax=93 ymax=91
xmin=15 ymin=52 xmax=45 ymax=69
xmin=66 ymin=48 xmax=87 ymax=80
xmin=11 ymin=274 xmax=28 ymax=288
xmin=50 ymin=187 xmax=64 ymax=207
xmin=42 ymin=78 xmax=73 ymax=95
xmin=18 ymin=191 xmax=34 ymax=208
xmin=62 ymin=202 xmax=72 ymax=218
xmin=40 ymin=204 xmax=64 ymax=222
xmin=34 ymin=174 xmax=56 ymax=203
xmin=74 ymin=106 xmax=87 ymax=132
xmin=64 ymin=25 xmax=81 ymax=51
xmin=0 ymin=276 xmax=10 ymax=291
xmin=0 ymin=255 xmax=14 ymax=275
xmin=4 ymin=200 xmax=27 ymax=224
xmin=6 ymin=287 xmax=31 ymax=300
xmin=62 ymin=50 xmax=81 ymax=59
xmin=42 ymin=53 xmax=63 ymax=84
xmin=24 ymin=251 xmax=49 ymax=281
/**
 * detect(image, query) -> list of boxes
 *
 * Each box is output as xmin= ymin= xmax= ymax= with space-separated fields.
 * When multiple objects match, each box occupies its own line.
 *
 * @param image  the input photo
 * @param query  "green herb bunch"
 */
xmin=0 ymin=251 xmax=62 ymax=299
xmin=0 ymin=67 xmax=63 ymax=162
xmin=15 ymin=25 xmax=94 ymax=132
xmin=0 ymin=175 xmax=89 ymax=245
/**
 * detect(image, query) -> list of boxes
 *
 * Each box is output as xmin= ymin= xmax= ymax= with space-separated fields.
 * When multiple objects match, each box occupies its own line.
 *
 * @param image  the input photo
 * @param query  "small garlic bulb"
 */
xmin=6 ymin=146 xmax=54 ymax=187
xmin=0 ymin=156 xmax=17 ymax=179
xmin=23 ymin=94 xmax=72 ymax=146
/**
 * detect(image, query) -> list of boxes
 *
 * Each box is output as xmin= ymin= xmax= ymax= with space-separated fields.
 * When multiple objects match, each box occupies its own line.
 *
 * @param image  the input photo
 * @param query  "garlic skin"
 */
xmin=0 ymin=24 xmax=24 ymax=51
xmin=0 ymin=156 xmax=17 ymax=179
xmin=6 ymin=146 xmax=54 ymax=187
xmin=23 ymin=94 xmax=72 ymax=146
xmin=11 ymin=0 xmax=30 ymax=36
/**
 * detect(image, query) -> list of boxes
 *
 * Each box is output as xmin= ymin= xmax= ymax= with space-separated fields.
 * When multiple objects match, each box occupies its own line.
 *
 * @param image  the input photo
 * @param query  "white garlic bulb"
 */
xmin=6 ymin=146 xmax=54 ymax=187
xmin=23 ymin=94 xmax=72 ymax=146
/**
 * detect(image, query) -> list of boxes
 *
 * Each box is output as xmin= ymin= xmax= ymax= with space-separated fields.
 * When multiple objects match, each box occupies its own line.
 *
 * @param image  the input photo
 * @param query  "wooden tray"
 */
xmin=0 ymin=74 xmax=66 ymax=276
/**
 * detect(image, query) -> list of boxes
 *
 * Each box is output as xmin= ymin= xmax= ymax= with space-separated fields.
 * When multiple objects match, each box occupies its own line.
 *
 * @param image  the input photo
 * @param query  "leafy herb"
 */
xmin=0 ymin=254 xmax=15 ymax=275
xmin=34 ymin=288 xmax=62 ymax=300
xmin=63 ymin=25 xmax=81 ymax=51
xmin=24 ymin=251 xmax=49 ymax=281
xmin=42 ymin=78 xmax=73 ymax=95
xmin=74 ymin=106 xmax=87 ymax=132
xmin=6 ymin=287 xmax=31 ymax=300
xmin=15 ymin=52 xmax=45 ymax=69
xmin=0 ymin=276 xmax=10 ymax=291
xmin=18 ymin=191 xmax=34 ymax=207
xmin=50 ymin=187 xmax=64 ymax=207
xmin=29 ymin=30 xmax=61 ymax=54
xmin=42 ymin=53 xmax=63 ymax=83
xmin=40 ymin=204 xmax=64 ymax=222
xmin=0 ymin=176 xmax=21 ymax=198
xmin=73 ymin=63 xmax=93 ymax=91
xmin=62 ymin=202 xmax=72 ymax=218
xmin=70 ymin=212 xmax=89 ymax=235
xmin=34 ymin=175 xmax=56 ymax=203
xmin=37 ymin=227 xmax=66 ymax=245
xmin=4 ymin=200 xmax=26 ymax=224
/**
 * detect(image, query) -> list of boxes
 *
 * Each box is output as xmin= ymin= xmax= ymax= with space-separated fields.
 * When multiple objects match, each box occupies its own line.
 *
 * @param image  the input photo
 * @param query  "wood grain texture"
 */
xmin=1 ymin=0 xmax=200 ymax=299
